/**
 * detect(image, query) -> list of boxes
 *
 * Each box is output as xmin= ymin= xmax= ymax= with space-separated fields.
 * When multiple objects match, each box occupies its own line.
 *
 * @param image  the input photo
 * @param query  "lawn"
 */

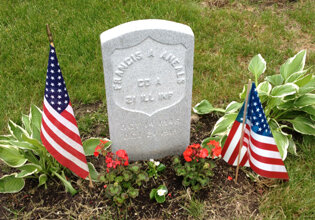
xmin=0 ymin=0 xmax=314 ymax=219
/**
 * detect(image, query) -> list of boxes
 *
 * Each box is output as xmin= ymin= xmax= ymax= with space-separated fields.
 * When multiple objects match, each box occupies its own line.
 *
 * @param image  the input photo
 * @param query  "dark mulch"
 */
xmin=0 ymin=109 xmax=265 ymax=219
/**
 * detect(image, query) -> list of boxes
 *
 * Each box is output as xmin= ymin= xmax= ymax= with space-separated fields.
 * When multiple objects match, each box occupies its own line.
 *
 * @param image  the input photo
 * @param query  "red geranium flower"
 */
xmin=198 ymin=148 xmax=208 ymax=158
xmin=116 ymin=149 xmax=128 ymax=159
xmin=190 ymin=143 xmax=201 ymax=149
xmin=212 ymin=145 xmax=222 ymax=159
xmin=207 ymin=140 xmax=220 ymax=148
xmin=183 ymin=147 xmax=193 ymax=162
xmin=94 ymin=145 xmax=102 ymax=157
xmin=100 ymin=139 xmax=109 ymax=144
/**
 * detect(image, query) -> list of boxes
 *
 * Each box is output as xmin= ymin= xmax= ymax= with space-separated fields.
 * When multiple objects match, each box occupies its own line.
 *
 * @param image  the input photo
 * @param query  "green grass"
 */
xmin=0 ymin=0 xmax=314 ymax=218
xmin=1 ymin=0 xmax=314 ymax=133
xmin=260 ymin=136 xmax=315 ymax=219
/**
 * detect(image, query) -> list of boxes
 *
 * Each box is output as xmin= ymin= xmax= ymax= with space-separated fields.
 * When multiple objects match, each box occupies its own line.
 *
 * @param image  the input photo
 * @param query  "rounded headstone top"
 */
xmin=100 ymin=19 xmax=194 ymax=43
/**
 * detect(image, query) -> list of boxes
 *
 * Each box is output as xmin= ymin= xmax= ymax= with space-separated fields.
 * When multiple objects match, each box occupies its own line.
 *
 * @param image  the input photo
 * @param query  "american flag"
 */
xmin=40 ymin=45 xmax=89 ymax=179
xmin=221 ymin=83 xmax=289 ymax=180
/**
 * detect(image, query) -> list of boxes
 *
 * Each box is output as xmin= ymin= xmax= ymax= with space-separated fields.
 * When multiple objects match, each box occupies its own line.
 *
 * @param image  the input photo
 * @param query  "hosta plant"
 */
xmin=0 ymin=104 xmax=101 ymax=195
xmin=95 ymin=144 xmax=150 ymax=206
xmin=193 ymin=50 xmax=315 ymax=160
xmin=173 ymin=142 xmax=220 ymax=191
xmin=150 ymin=185 xmax=168 ymax=203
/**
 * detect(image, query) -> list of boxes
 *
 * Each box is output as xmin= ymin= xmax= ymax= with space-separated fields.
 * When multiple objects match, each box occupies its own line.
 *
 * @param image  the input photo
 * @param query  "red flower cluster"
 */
xmin=207 ymin=140 xmax=222 ymax=159
xmin=183 ymin=144 xmax=208 ymax=162
xmin=105 ymin=149 xmax=129 ymax=172
xmin=94 ymin=139 xmax=109 ymax=157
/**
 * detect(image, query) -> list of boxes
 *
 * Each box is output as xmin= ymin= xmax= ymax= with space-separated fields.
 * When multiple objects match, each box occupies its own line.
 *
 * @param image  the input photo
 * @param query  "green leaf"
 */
xmin=220 ymin=134 xmax=228 ymax=147
xmin=294 ymin=94 xmax=315 ymax=108
xmin=0 ymin=135 xmax=13 ymax=141
xmin=257 ymin=81 xmax=272 ymax=96
xmin=38 ymin=174 xmax=48 ymax=187
xmin=270 ymin=83 xmax=299 ymax=98
xmin=137 ymin=171 xmax=149 ymax=182
xmin=107 ymin=184 xmax=122 ymax=196
xmin=21 ymin=134 xmax=45 ymax=152
xmin=248 ymin=54 xmax=266 ymax=84
xmin=301 ymin=105 xmax=315 ymax=116
xmin=287 ymin=138 xmax=297 ymax=156
xmin=128 ymin=187 xmax=139 ymax=199
xmin=8 ymin=120 xmax=28 ymax=142
xmin=83 ymin=138 xmax=111 ymax=156
xmin=150 ymin=189 xmax=157 ymax=200
xmin=53 ymin=171 xmax=77 ymax=196
xmin=211 ymin=113 xmax=237 ymax=136
xmin=286 ymin=70 xmax=308 ymax=83
xmin=86 ymin=162 xmax=99 ymax=182
xmin=129 ymin=164 xmax=140 ymax=173
xmin=115 ymin=176 xmax=124 ymax=183
xmin=9 ymin=140 xmax=39 ymax=153
xmin=288 ymin=116 xmax=315 ymax=136
xmin=225 ymin=101 xmax=242 ymax=114
xmin=277 ymin=100 xmax=295 ymax=110
xmin=0 ymin=174 xmax=25 ymax=193
xmin=280 ymin=50 xmax=306 ymax=80
xmin=16 ymin=163 xmax=41 ymax=178
xmin=24 ymin=151 xmax=40 ymax=164
xmin=122 ymin=170 xmax=132 ymax=181
xmin=176 ymin=167 xmax=186 ymax=176
xmin=30 ymin=105 xmax=42 ymax=141
xmin=295 ymin=74 xmax=313 ymax=87
xmin=182 ymin=177 xmax=190 ymax=186
xmin=299 ymin=75 xmax=315 ymax=94
xmin=0 ymin=145 xmax=27 ymax=167
xmin=155 ymin=195 xmax=166 ymax=203
xmin=270 ymin=129 xmax=288 ymax=160
xmin=239 ymin=84 xmax=248 ymax=100
xmin=193 ymin=100 xmax=224 ymax=115
xmin=201 ymin=137 xmax=212 ymax=149
xmin=113 ymin=195 xmax=125 ymax=206
xmin=21 ymin=114 xmax=32 ymax=136
xmin=157 ymin=163 xmax=166 ymax=172
xmin=265 ymin=74 xmax=284 ymax=86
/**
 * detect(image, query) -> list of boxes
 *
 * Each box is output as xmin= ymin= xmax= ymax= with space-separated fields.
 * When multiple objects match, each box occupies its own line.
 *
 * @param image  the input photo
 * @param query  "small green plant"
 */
xmin=146 ymin=159 xmax=166 ymax=179
xmin=95 ymin=144 xmax=150 ymax=206
xmin=150 ymin=185 xmax=168 ymax=203
xmin=173 ymin=142 xmax=220 ymax=191
xmin=0 ymin=105 xmax=99 ymax=195
xmin=193 ymin=50 xmax=315 ymax=160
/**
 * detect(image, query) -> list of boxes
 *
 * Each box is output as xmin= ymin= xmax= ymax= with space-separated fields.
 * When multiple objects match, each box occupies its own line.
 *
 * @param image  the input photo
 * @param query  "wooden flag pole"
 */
xmin=235 ymin=79 xmax=252 ymax=183
xmin=45 ymin=24 xmax=94 ymax=188
xmin=46 ymin=24 xmax=54 ymax=47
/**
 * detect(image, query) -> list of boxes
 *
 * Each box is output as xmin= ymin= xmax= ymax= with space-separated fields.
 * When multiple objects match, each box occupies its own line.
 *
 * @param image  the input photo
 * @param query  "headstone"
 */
xmin=100 ymin=19 xmax=194 ymax=161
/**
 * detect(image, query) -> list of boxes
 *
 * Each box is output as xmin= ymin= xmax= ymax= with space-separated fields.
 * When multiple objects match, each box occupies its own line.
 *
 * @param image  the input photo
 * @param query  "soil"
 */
xmin=0 ymin=104 xmax=267 ymax=219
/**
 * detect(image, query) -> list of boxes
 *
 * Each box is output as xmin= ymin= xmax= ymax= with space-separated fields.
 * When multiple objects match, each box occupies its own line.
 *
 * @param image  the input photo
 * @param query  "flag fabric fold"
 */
xmin=222 ymin=82 xmax=289 ymax=180
xmin=40 ymin=45 xmax=89 ymax=179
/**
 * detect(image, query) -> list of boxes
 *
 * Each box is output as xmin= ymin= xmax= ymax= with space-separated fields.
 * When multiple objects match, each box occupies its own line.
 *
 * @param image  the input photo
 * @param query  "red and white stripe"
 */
xmin=222 ymin=120 xmax=289 ymax=180
xmin=40 ymin=98 xmax=89 ymax=179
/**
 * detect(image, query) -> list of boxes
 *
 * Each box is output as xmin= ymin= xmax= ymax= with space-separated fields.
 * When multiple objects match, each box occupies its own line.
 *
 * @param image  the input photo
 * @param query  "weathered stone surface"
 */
xmin=100 ymin=19 xmax=194 ymax=160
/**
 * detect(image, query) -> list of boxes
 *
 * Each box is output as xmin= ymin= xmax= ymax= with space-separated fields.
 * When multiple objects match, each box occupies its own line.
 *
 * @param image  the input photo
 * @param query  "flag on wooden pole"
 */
xmin=40 ymin=45 xmax=89 ymax=179
xmin=222 ymin=82 xmax=289 ymax=180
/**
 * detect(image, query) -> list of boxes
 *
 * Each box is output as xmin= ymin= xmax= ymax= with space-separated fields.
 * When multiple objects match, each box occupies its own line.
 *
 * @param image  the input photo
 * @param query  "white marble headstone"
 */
xmin=100 ymin=19 xmax=194 ymax=160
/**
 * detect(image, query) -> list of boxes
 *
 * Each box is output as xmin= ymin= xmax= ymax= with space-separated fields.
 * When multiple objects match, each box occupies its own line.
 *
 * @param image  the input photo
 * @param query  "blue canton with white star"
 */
xmin=44 ymin=45 xmax=70 ymax=113
xmin=236 ymin=82 xmax=272 ymax=137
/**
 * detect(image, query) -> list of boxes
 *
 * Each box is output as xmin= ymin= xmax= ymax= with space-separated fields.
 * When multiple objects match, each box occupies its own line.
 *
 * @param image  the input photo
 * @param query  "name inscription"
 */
xmin=110 ymin=37 xmax=187 ymax=116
